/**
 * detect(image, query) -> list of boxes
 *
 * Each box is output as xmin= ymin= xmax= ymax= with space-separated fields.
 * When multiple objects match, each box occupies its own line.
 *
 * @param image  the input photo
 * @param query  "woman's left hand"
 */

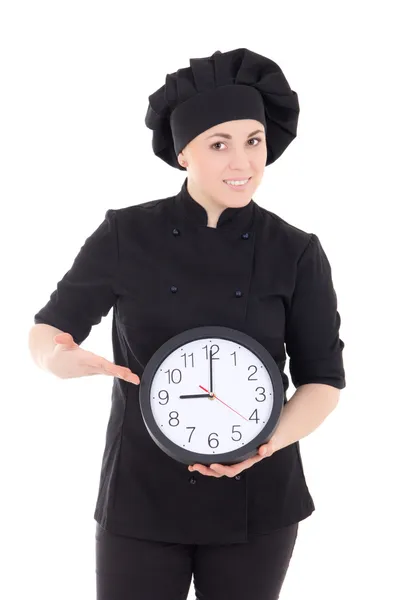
xmin=188 ymin=438 xmax=277 ymax=478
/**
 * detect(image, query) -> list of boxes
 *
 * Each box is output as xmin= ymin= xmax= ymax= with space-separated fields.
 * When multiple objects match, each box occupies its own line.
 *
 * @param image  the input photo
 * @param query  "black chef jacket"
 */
xmin=33 ymin=176 xmax=346 ymax=545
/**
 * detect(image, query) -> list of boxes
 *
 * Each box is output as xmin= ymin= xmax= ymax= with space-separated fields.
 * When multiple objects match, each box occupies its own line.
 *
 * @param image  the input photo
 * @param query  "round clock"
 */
xmin=139 ymin=325 xmax=284 ymax=466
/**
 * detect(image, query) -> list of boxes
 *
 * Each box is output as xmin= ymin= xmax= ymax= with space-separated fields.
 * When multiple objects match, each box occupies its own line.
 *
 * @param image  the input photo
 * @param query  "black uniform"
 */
xmin=34 ymin=177 xmax=346 ymax=545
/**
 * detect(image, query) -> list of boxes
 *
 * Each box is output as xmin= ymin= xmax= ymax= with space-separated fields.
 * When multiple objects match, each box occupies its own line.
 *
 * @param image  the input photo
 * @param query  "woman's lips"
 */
xmin=223 ymin=176 xmax=252 ymax=190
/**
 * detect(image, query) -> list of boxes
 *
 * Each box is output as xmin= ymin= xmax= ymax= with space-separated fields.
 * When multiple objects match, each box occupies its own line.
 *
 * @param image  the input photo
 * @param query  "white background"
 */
xmin=1 ymin=1 xmax=399 ymax=598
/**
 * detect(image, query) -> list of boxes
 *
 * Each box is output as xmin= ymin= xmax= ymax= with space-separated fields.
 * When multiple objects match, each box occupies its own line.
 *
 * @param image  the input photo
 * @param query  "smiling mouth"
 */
xmin=223 ymin=176 xmax=252 ymax=188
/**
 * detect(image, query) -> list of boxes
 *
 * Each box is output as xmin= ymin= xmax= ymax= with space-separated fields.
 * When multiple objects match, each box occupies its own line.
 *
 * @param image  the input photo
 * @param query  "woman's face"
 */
xmin=177 ymin=119 xmax=267 ymax=220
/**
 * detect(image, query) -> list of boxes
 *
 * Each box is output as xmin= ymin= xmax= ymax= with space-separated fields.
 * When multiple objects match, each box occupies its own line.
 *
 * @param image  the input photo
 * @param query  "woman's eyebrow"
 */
xmin=206 ymin=129 xmax=265 ymax=140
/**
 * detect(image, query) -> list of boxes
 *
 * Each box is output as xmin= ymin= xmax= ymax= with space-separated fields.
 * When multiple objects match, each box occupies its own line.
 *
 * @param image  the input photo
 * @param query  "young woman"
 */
xmin=29 ymin=48 xmax=346 ymax=600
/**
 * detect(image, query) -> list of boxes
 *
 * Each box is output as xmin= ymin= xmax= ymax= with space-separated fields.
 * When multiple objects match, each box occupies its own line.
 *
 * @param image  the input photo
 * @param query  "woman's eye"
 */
xmin=211 ymin=137 xmax=262 ymax=150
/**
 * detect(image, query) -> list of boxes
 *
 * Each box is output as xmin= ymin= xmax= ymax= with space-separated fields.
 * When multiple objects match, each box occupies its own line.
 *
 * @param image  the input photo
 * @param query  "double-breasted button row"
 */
xmin=189 ymin=474 xmax=242 ymax=483
xmin=170 ymin=285 xmax=243 ymax=297
xmin=172 ymin=228 xmax=250 ymax=239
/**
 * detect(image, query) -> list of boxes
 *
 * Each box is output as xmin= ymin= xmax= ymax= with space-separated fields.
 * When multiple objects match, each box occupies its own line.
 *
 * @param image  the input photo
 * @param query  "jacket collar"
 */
xmin=173 ymin=177 xmax=255 ymax=231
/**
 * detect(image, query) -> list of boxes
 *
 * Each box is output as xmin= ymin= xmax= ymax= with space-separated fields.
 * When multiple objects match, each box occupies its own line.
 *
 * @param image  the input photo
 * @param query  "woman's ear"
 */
xmin=178 ymin=153 xmax=187 ymax=168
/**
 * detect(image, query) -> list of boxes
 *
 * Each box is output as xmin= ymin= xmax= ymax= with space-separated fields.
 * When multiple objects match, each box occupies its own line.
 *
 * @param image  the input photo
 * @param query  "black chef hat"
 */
xmin=144 ymin=47 xmax=299 ymax=171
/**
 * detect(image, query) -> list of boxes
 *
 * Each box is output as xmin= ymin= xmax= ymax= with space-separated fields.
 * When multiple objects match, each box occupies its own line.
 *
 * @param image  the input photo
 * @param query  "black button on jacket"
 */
xmin=34 ymin=177 xmax=346 ymax=544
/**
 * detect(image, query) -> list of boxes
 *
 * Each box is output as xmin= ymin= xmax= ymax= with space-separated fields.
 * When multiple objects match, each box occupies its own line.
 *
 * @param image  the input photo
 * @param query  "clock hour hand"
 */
xmin=179 ymin=393 xmax=210 ymax=399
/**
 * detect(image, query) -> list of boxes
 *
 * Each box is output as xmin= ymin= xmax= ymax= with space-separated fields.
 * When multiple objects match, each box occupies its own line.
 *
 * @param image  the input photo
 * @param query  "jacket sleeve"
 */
xmin=285 ymin=233 xmax=346 ymax=390
xmin=33 ymin=209 xmax=119 ymax=345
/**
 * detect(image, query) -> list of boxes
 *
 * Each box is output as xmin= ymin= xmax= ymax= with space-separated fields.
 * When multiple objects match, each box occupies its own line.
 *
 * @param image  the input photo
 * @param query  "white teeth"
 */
xmin=224 ymin=178 xmax=249 ymax=186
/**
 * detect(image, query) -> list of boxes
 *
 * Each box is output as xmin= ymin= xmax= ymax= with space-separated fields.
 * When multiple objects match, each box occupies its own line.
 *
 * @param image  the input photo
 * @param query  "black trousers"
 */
xmin=95 ymin=521 xmax=299 ymax=600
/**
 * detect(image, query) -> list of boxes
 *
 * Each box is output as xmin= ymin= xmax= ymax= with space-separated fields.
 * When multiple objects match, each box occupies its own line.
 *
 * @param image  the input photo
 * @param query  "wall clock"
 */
xmin=139 ymin=326 xmax=284 ymax=466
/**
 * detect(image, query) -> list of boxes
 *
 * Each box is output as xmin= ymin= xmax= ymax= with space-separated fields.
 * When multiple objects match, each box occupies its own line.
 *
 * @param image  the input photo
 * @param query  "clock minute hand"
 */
xmin=209 ymin=349 xmax=213 ymax=396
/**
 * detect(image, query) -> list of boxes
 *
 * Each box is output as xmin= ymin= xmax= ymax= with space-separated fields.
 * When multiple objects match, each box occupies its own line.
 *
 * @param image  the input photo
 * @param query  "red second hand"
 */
xmin=199 ymin=385 xmax=249 ymax=421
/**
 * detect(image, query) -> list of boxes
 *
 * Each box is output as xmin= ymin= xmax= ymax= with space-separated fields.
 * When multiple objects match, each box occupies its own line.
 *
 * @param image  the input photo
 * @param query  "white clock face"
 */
xmin=149 ymin=337 xmax=274 ymax=456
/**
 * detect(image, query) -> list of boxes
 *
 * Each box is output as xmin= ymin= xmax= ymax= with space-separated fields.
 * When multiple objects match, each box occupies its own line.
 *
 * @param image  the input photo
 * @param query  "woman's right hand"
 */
xmin=45 ymin=332 xmax=140 ymax=385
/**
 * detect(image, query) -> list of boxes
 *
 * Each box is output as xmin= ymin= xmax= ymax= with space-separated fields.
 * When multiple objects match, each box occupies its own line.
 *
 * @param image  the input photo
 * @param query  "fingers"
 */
xmin=190 ymin=454 xmax=263 ymax=478
xmin=99 ymin=358 xmax=140 ymax=385
xmin=189 ymin=447 xmax=270 ymax=479
xmin=258 ymin=441 xmax=275 ymax=457
xmin=189 ymin=464 xmax=224 ymax=478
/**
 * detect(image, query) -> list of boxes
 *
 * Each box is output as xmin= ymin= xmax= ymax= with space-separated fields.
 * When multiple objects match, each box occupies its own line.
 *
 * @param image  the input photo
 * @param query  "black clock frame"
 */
xmin=139 ymin=325 xmax=284 ymax=466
